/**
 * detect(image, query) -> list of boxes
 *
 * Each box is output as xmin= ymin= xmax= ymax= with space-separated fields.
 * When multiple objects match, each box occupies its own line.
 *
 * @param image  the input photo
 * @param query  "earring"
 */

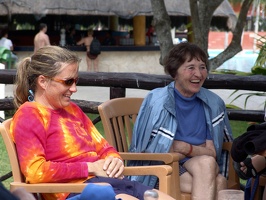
xmin=28 ymin=89 xmax=35 ymax=102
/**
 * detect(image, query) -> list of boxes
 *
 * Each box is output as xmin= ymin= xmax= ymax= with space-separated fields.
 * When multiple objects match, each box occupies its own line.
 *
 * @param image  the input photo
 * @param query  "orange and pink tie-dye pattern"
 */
xmin=10 ymin=101 xmax=121 ymax=200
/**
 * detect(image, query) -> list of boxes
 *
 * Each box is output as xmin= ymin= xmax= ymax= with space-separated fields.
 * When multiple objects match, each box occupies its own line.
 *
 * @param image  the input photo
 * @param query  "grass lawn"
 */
xmin=0 ymin=116 xmax=253 ymax=189
xmin=230 ymin=120 xmax=251 ymax=138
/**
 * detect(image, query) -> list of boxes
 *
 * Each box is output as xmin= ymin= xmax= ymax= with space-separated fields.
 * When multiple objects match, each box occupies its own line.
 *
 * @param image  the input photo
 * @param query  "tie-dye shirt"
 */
xmin=10 ymin=101 xmax=121 ymax=200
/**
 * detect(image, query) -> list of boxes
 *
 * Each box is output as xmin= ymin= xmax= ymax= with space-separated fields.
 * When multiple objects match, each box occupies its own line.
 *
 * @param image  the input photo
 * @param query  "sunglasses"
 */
xmin=51 ymin=77 xmax=79 ymax=86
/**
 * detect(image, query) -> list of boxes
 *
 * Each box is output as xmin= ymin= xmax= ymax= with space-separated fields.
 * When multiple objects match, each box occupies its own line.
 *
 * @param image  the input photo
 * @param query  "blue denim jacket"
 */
xmin=128 ymin=81 xmax=233 ymax=187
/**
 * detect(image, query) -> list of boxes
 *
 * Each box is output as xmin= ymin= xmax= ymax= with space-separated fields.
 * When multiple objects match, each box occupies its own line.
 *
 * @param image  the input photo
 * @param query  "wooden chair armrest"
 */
xmin=10 ymin=167 xmax=172 ymax=194
xmin=10 ymin=182 xmax=109 ymax=193
xmin=123 ymin=165 xmax=172 ymax=176
xmin=119 ymin=152 xmax=179 ymax=164
xmin=123 ymin=165 xmax=173 ymax=196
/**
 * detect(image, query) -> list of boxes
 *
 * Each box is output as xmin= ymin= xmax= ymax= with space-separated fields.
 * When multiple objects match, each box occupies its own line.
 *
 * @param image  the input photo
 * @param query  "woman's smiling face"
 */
xmin=174 ymin=57 xmax=208 ymax=97
xmin=38 ymin=62 xmax=79 ymax=110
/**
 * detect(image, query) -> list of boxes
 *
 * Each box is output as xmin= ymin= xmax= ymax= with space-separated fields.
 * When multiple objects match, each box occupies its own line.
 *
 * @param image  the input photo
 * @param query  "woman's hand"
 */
xmin=87 ymin=159 xmax=109 ymax=177
xmin=103 ymin=156 xmax=124 ymax=178
xmin=87 ymin=157 xmax=124 ymax=178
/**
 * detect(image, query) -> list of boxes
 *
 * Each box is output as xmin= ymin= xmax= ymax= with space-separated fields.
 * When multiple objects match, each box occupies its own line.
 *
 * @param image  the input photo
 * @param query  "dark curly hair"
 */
xmin=164 ymin=42 xmax=208 ymax=78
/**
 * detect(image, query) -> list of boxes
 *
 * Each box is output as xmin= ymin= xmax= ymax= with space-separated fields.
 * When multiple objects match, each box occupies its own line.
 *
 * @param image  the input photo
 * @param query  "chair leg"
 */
xmin=251 ymin=178 xmax=265 ymax=200
xmin=253 ymin=185 xmax=264 ymax=200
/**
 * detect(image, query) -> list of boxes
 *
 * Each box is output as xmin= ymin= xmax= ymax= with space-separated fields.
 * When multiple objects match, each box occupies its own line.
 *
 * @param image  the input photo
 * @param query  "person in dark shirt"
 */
xmin=102 ymin=31 xmax=116 ymax=46
xmin=66 ymin=27 xmax=76 ymax=46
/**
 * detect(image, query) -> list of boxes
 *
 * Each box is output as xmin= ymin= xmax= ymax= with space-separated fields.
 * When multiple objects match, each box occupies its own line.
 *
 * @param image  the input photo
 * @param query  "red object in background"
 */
xmin=208 ymin=31 xmax=266 ymax=50
xmin=146 ymin=25 xmax=155 ymax=44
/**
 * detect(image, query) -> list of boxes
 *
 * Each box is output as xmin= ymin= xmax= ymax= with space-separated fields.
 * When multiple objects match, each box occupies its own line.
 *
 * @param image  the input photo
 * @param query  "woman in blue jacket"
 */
xmin=129 ymin=42 xmax=233 ymax=200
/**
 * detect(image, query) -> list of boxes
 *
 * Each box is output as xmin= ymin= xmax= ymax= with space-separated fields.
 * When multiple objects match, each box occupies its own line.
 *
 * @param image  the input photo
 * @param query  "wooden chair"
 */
xmin=251 ymin=151 xmax=266 ymax=200
xmin=98 ymin=97 xmax=240 ymax=200
xmin=252 ymin=175 xmax=266 ymax=200
xmin=0 ymin=47 xmax=12 ymax=69
xmin=222 ymin=142 xmax=241 ymax=190
xmin=0 ymin=118 xmax=173 ymax=199
xmin=0 ymin=118 xmax=88 ymax=196
xmin=98 ymin=97 xmax=181 ymax=199
xmin=253 ymin=151 xmax=266 ymax=200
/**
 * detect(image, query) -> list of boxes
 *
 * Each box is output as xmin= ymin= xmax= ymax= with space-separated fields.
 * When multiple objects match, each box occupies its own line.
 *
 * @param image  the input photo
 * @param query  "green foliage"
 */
xmin=252 ymin=35 xmax=266 ymax=75
xmin=87 ymin=113 xmax=104 ymax=137
xmin=212 ymin=33 xmax=266 ymax=77
xmin=251 ymin=66 xmax=266 ymax=75
xmin=226 ymin=104 xmax=242 ymax=110
xmin=211 ymin=69 xmax=252 ymax=76
xmin=0 ymin=137 xmax=13 ymax=188
xmin=224 ymin=33 xmax=266 ymax=108
xmin=229 ymin=90 xmax=266 ymax=109
xmin=185 ymin=22 xmax=193 ymax=36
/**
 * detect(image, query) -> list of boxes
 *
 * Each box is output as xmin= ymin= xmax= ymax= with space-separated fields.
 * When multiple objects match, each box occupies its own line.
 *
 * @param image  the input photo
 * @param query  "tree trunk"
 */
xmin=150 ymin=0 xmax=173 ymax=66
xmin=152 ymin=0 xmax=254 ymax=72
xmin=190 ymin=0 xmax=223 ymax=56
xmin=209 ymin=0 xmax=254 ymax=71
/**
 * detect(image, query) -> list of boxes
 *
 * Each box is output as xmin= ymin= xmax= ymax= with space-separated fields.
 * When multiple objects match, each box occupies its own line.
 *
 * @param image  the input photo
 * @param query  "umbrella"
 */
xmin=0 ymin=0 xmax=235 ymax=18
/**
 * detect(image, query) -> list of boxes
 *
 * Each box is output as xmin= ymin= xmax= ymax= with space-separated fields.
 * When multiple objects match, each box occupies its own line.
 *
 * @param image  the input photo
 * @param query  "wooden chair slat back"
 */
xmin=98 ymin=97 xmax=143 ymax=152
xmin=0 ymin=118 xmax=25 ymax=182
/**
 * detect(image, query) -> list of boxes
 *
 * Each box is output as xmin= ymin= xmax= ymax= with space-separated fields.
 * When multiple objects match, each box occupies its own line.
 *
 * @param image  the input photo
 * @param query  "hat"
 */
xmin=67 ymin=183 xmax=121 ymax=200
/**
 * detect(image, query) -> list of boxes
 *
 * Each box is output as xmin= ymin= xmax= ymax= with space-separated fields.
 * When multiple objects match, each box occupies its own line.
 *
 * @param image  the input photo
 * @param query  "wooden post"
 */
xmin=133 ymin=16 xmax=146 ymax=46
xmin=187 ymin=17 xmax=194 ymax=42
xmin=109 ymin=16 xmax=119 ymax=31
xmin=110 ymin=87 xmax=126 ymax=99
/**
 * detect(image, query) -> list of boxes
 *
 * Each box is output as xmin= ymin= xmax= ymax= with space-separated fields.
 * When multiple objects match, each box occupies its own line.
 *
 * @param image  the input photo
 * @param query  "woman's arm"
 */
xmin=76 ymin=38 xmax=85 ymax=45
xmin=173 ymin=140 xmax=216 ymax=158
xmin=12 ymin=106 xmax=91 ymax=183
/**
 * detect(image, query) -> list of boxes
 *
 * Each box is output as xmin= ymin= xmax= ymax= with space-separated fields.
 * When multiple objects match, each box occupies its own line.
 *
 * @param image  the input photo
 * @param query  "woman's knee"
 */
xmin=197 ymin=155 xmax=218 ymax=172
xmin=198 ymin=155 xmax=217 ymax=169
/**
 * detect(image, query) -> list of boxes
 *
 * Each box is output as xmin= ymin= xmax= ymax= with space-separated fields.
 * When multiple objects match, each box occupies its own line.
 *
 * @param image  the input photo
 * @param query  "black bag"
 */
xmin=90 ymin=38 xmax=101 ymax=55
xmin=231 ymin=122 xmax=266 ymax=162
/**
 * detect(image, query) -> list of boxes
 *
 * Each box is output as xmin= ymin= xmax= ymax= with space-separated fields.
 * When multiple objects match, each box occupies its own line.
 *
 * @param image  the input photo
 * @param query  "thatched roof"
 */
xmin=0 ymin=0 xmax=235 ymax=18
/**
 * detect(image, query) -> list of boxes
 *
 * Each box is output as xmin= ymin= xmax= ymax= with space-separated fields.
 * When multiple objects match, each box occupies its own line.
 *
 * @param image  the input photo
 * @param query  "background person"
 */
xmin=76 ymin=28 xmax=99 ymax=72
xmin=231 ymin=123 xmax=266 ymax=200
xmin=146 ymin=24 xmax=155 ymax=45
xmin=235 ymin=155 xmax=266 ymax=179
xmin=66 ymin=27 xmax=76 ymax=46
xmin=102 ymin=31 xmax=116 ymax=46
xmin=0 ymin=27 xmax=18 ymax=64
xmin=33 ymin=23 xmax=50 ymax=53
xmin=10 ymin=45 xmax=174 ymax=200
xmin=129 ymin=42 xmax=233 ymax=200
xmin=234 ymin=155 xmax=266 ymax=200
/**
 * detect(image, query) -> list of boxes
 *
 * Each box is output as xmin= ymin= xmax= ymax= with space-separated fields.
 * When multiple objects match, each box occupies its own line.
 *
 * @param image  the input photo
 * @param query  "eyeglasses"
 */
xmin=51 ymin=77 xmax=79 ymax=86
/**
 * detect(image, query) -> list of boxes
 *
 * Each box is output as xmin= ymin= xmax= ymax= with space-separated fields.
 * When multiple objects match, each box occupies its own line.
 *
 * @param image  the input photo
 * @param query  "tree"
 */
xmin=150 ymin=0 xmax=173 ymax=65
xmin=151 ymin=0 xmax=254 ymax=71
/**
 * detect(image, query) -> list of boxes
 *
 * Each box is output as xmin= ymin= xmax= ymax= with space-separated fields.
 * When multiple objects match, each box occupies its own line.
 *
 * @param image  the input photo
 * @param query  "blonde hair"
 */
xmin=13 ymin=46 xmax=80 ymax=109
